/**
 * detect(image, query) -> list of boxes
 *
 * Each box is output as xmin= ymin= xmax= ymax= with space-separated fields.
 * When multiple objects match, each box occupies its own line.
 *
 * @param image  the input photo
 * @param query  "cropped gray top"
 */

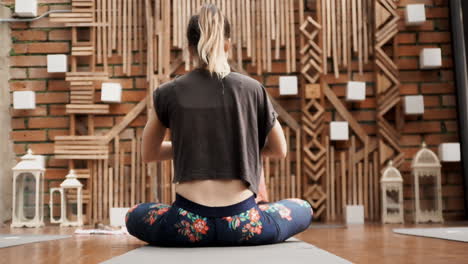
xmin=153 ymin=68 xmax=278 ymax=196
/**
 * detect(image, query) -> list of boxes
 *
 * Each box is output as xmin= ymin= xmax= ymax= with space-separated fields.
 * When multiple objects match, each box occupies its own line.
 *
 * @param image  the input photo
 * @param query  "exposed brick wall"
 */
xmin=5 ymin=0 xmax=466 ymax=221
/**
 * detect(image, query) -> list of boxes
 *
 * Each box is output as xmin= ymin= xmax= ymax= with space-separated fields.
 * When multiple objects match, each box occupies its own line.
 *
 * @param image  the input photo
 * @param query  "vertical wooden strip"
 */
xmin=326 ymin=0 xmax=331 ymax=57
xmin=117 ymin=0 xmax=122 ymax=55
xmin=289 ymin=0 xmax=296 ymax=72
xmin=357 ymin=0 xmax=363 ymax=74
xmin=131 ymin=136 xmax=136 ymax=206
xmin=296 ymin=129 xmax=301 ymax=198
xmin=352 ymin=136 xmax=357 ymax=205
xmin=256 ymin=0 xmax=262 ymax=74
xmin=133 ymin=0 xmax=138 ymax=51
xmin=114 ymin=137 xmax=119 ymax=207
xmin=246 ymin=0 xmax=252 ymax=57
xmin=331 ymin=145 xmax=335 ymax=220
xmin=97 ymin=0 xmax=102 ymax=63
xmin=326 ymin=136 xmax=330 ymax=220
xmin=342 ymin=0 xmax=347 ymax=66
xmin=364 ymin=138 xmax=369 ymax=218
xmin=92 ymin=160 xmax=97 ymax=223
xmin=120 ymin=148 xmax=124 ymax=207
xmin=341 ymin=151 xmax=346 ymax=211
xmin=112 ymin=0 xmax=117 ymax=50
xmin=336 ymin=158 xmax=341 ymax=216
xmin=136 ymin=133 xmax=141 ymax=204
xmin=284 ymin=0 xmax=290 ymax=73
xmin=373 ymin=151 xmax=379 ymax=220
xmin=285 ymin=127 xmax=291 ymax=197
xmin=336 ymin=0 xmax=342 ymax=67
xmin=358 ymin=161 xmax=363 ymax=205
xmin=320 ymin=0 xmax=327 ymax=74
xmin=103 ymin=158 xmax=108 ymax=220
xmin=352 ymin=0 xmax=357 ymax=52
xmin=109 ymin=167 xmax=113 ymax=211
xmin=331 ymin=0 xmax=339 ymax=78
xmin=122 ymin=0 xmax=127 ymax=74
xmin=369 ymin=161 xmax=374 ymax=220
xmin=98 ymin=160 xmax=102 ymax=221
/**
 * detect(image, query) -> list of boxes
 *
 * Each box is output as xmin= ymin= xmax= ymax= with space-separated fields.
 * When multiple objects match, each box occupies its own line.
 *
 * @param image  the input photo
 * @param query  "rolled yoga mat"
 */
xmin=393 ymin=227 xmax=468 ymax=242
xmin=101 ymin=238 xmax=351 ymax=264
xmin=0 ymin=234 xmax=72 ymax=248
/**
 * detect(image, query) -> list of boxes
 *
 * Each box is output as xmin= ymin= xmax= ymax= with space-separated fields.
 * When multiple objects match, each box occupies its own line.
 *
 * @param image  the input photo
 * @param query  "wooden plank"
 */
xmin=352 ymin=136 xmax=357 ymax=205
xmin=114 ymin=136 xmax=119 ymax=207
xmin=119 ymin=148 xmax=124 ymax=207
xmin=331 ymin=144 xmax=335 ymax=220
xmin=364 ymin=138 xmax=369 ymax=219
xmin=104 ymin=158 xmax=108 ymax=220
xmin=131 ymin=136 xmax=136 ymax=206
xmin=105 ymin=98 xmax=147 ymax=143
xmin=323 ymin=84 xmax=368 ymax=143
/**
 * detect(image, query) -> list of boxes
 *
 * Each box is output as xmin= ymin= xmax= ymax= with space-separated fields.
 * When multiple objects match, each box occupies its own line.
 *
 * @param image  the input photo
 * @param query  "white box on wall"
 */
xmin=420 ymin=48 xmax=442 ymax=69
xmin=330 ymin=121 xmax=349 ymax=141
xmin=110 ymin=208 xmax=130 ymax=227
xmin=47 ymin=55 xmax=68 ymax=73
xmin=439 ymin=143 xmax=461 ymax=162
xmin=404 ymin=95 xmax=424 ymax=115
xmin=405 ymin=4 xmax=426 ymax=26
xmin=345 ymin=205 xmax=364 ymax=224
xmin=13 ymin=91 xmax=36 ymax=109
xmin=346 ymin=81 xmax=366 ymax=101
xmin=101 ymin=82 xmax=122 ymax=103
xmin=279 ymin=76 xmax=298 ymax=95
xmin=15 ymin=0 xmax=38 ymax=17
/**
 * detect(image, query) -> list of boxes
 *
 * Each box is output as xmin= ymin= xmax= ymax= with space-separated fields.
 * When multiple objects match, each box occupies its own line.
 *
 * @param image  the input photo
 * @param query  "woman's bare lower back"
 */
xmin=175 ymin=179 xmax=254 ymax=206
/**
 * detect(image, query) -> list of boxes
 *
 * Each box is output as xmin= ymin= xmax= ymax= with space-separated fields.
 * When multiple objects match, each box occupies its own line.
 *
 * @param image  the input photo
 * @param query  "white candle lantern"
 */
xmin=11 ymin=149 xmax=45 ymax=228
xmin=381 ymin=161 xmax=404 ymax=224
xmin=49 ymin=169 xmax=83 ymax=227
xmin=411 ymin=143 xmax=444 ymax=223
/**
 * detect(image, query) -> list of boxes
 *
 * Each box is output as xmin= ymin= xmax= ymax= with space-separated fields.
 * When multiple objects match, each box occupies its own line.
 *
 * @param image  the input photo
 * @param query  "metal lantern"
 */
xmin=11 ymin=149 xmax=45 ymax=228
xmin=380 ymin=161 xmax=404 ymax=224
xmin=49 ymin=169 xmax=83 ymax=227
xmin=411 ymin=143 xmax=444 ymax=223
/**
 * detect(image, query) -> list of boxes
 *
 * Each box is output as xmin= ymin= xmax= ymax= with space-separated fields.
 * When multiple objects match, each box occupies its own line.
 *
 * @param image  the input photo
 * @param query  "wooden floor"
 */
xmin=1 ymin=222 xmax=468 ymax=264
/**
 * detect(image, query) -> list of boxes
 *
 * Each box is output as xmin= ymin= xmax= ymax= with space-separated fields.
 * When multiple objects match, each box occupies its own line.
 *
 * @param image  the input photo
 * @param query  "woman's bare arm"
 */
xmin=260 ymin=119 xmax=287 ymax=159
xmin=141 ymin=108 xmax=173 ymax=162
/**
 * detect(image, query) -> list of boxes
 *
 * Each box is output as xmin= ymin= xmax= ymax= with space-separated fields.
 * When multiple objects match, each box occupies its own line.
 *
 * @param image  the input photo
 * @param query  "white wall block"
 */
xmin=15 ymin=0 xmax=38 ymax=17
xmin=404 ymin=95 xmax=424 ymax=115
xmin=439 ymin=143 xmax=461 ymax=162
xmin=330 ymin=121 xmax=349 ymax=141
xmin=13 ymin=91 xmax=36 ymax=110
xmin=110 ymin=208 xmax=130 ymax=227
xmin=345 ymin=205 xmax=364 ymax=224
xmin=420 ymin=48 xmax=442 ymax=69
xmin=279 ymin=76 xmax=298 ymax=95
xmin=101 ymin=82 xmax=122 ymax=103
xmin=47 ymin=55 xmax=68 ymax=73
xmin=346 ymin=81 xmax=366 ymax=101
xmin=405 ymin=4 xmax=426 ymax=25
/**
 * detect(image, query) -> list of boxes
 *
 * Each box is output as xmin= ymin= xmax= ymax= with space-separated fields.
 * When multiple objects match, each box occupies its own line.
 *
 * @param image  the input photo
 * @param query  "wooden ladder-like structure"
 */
xmin=51 ymin=0 xmax=110 ymax=224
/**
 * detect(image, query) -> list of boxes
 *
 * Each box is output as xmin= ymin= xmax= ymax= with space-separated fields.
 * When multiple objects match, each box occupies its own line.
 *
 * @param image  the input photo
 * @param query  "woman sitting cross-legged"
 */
xmin=125 ymin=4 xmax=313 ymax=247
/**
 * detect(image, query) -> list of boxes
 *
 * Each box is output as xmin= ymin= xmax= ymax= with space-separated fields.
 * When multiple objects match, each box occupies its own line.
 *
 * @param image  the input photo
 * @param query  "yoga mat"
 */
xmin=393 ymin=227 xmax=468 ymax=242
xmin=101 ymin=238 xmax=351 ymax=264
xmin=0 ymin=234 xmax=72 ymax=248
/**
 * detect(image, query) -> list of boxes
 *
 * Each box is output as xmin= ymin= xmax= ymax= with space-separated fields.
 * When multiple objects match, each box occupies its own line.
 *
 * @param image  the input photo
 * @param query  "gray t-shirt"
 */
xmin=153 ymin=68 xmax=278 ymax=196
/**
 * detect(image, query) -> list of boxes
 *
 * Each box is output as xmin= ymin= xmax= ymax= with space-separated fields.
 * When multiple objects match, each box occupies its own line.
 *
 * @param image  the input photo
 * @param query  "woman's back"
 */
xmin=154 ymin=69 xmax=277 ymax=206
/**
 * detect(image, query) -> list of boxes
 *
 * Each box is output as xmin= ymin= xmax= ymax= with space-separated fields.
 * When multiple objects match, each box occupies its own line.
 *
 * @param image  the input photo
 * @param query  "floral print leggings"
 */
xmin=125 ymin=194 xmax=313 ymax=247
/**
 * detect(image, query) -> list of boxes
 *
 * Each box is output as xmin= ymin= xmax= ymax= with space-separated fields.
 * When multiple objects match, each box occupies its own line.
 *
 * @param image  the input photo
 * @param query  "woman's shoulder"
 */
xmin=228 ymin=72 xmax=263 ymax=90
